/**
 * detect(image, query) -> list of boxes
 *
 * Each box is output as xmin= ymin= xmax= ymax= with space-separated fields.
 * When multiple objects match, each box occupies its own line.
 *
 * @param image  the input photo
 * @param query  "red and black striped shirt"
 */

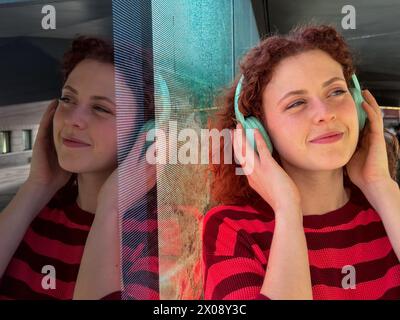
xmin=0 ymin=202 xmax=95 ymax=299
xmin=202 ymin=188 xmax=400 ymax=300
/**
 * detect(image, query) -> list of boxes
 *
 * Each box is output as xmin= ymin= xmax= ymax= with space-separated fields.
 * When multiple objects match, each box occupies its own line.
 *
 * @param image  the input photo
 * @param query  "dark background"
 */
xmin=1 ymin=0 xmax=399 ymax=108
xmin=0 ymin=0 xmax=112 ymax=107
xmin=252 ymin=0 xmax=400 ymax=107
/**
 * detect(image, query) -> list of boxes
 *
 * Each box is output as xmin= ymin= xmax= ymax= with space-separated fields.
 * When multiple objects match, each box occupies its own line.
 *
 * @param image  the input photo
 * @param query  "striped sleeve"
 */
xmin=120 ymin=189 xmax=160 ymax=300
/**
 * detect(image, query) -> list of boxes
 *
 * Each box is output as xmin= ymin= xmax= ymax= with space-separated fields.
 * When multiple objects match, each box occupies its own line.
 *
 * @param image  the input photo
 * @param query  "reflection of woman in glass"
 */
xmin=203 ymin=25 xmax=400 ymax=300
xmin=0 ymin=37 xmax=143 ymax=299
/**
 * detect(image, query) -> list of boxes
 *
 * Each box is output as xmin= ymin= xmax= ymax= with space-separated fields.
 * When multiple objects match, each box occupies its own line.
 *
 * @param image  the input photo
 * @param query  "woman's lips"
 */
xmin=62 ymin=138 xmax=91 ymax=148
xmin=309 ymin=133 xmax=344 ymax=144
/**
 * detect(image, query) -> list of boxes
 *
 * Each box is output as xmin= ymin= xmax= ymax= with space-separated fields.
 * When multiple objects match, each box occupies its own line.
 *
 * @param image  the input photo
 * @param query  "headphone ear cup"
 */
xmin=135 ymin=73 xmax=170 ymax=159
xmin=350 ymin=87 xmax=367 ymax=131
xmin=234 ymin=75 xmax=273 ymax=154
xmin=241 ymin=116 xmax=273 ymax=154
xmin=139 ymin=119 xmax=155 ymax=157
xmin=154 ymin=73 xmax=171 ymax=123
xmin=350 ymin=74 xmax=367 ymax=131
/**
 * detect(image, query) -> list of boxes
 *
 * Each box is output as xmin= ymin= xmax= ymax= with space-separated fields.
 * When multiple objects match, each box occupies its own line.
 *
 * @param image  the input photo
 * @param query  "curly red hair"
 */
xmin=61 ymin=36 xmax=114 ymax=82
xmin=209 ymin=24 xmax=399 ymax=206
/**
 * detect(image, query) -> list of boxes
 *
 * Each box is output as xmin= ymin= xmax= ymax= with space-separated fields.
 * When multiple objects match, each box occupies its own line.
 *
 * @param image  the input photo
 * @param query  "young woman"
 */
xmin=203 ymin=25 xmax=400 ymax=300
xmin=0 ymin=37 xmax=158 ymax=300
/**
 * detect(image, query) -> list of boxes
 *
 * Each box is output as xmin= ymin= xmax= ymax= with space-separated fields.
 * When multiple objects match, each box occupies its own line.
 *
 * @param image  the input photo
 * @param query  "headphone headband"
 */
xmin=234 ymin=75 xmax=246 ymax=123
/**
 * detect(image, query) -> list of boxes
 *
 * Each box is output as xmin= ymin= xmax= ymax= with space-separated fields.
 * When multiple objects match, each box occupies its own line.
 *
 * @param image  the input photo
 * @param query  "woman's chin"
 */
xmin=58 ymin=158 xmax=87 ymax=174
xmin=58 ymin=158 xmax=116 ymax=175
xmin=307 ymin=159 xmax=350 ymax=171
xmin=281 ymin=152 xmax=352 ymax=172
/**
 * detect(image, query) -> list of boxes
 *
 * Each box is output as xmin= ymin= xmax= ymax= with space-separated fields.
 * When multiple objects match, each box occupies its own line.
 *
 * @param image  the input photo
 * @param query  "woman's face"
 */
xmin=53 ymin=59 xmax=117 ymax=174
xmin=262 ymin=49 xmax=359 ymax=172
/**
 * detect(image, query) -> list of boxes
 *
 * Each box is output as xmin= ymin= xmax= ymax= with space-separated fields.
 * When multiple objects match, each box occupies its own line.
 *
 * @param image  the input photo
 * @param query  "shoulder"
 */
xmin=349 ymin=186 xmax=374 ymax=209
xmin=348 ymin=186 xmax=380 ymax=219
xmin=205 ymin=202 xmax=272 ymax=223
xmin=202 ymin=202 xmax=275 ymax=265
xmin=203 ymin=202 xmax=275 ymax=238
xmin=35 ymin=201 xmax=94 ymax=229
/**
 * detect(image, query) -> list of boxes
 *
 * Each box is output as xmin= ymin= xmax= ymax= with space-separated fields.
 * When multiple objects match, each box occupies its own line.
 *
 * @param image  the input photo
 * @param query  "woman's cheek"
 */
xmin=101 ymin=124 xmax=117 ymax=153
xmin=52 ymin=110 xmax=62 ymax=146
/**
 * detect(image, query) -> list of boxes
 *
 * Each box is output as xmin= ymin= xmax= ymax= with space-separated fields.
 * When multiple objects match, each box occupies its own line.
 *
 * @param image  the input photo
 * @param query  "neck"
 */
xmin=281 ymin=160 xmax=351 ymax=216
xmin=76 ymin=169 xmax=113 ymax=214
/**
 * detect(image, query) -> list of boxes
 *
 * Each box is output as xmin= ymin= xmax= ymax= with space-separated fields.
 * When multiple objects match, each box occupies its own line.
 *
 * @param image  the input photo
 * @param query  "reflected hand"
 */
xmin=97 ymin=132 xmax=157 ymax=214
xmin=26 ymin=99 xmax=71 ymax=191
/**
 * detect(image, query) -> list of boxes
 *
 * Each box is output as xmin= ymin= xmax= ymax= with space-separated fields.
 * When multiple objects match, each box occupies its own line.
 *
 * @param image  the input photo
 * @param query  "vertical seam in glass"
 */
xmin=231 ymin=0 xmax=235 ymax=80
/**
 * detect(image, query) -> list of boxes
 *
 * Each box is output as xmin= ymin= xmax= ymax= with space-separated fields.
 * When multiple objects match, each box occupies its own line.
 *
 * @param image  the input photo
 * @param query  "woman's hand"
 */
xmin=345 ymin=90 xmax=393 ymax=192
xmin=97 ymin=132 xmax=157 ymax=215
xmin=345 ymin=92 xmax=400 ymax=261
xmin=233 ymin=124 xmax=312 ymax=299
xmin=73 ymin=133 xmax=157 ymax=299
xmin=233 ymin=123 xmax=301 ymax=215
xmin=26 ymin=99 xmax=71 ymax=191
xmin=0 ymin=100 xmax=72 ymax=277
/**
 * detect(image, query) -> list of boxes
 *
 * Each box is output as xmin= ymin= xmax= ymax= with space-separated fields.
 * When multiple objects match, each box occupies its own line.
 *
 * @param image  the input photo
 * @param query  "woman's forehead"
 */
xmin=64 ymin=60 xmax=116 ymax=98
xmin=264 ymin=51 xmax=345 ymax=98
xmin=273 ymin=50 xmax=342 ymax=80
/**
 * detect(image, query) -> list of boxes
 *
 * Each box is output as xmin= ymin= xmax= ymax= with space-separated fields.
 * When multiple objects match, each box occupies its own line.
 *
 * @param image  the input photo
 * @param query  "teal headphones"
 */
xmin=140 ymin=73 xmax=171 ymax=132
xmin=139 ymin=73 xmax=171 ymax=154
xmin=234 ymin=74 xmax=367 ymax=154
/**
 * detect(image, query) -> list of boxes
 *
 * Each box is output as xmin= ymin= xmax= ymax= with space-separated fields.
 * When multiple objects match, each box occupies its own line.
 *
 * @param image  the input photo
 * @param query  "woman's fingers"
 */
xmin=233 ymin=123 xmax=258 ymax=176
xmin=232 ymin=124 xmax=242 ymax=163
xmin=362 ymin=90 xmax=380 ymax=115
xmin=123 ymin=131 xmax=147 ymax=166
xmin=36 ymin=99 xmax=58 ymax=142
xmin=361 ymin=90 xmax=384 ymax=132
xmin=254 ymin=128 xmax=271 ymax=162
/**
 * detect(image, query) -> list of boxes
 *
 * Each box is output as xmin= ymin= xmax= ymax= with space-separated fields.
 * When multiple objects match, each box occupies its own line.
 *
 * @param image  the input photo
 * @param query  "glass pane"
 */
xmin=22 ymin=130 xmax=32 ymax=151
xmin=0 ymin=132 xmax=4 ymax=154
xmin=233 ymin=0 xmax=260 ymax=72
xmin=0 ymin=131 xmax=10 ymax=154
xmin=151 ymin=0 xmax=260 ymax=299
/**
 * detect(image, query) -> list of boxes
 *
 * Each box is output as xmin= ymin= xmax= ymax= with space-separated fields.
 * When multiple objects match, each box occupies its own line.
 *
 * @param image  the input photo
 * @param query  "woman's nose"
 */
xmin=311 ymin=99 xmax=336 ymax=124
xmin=64 ymin=106 xmax=88 ymax=129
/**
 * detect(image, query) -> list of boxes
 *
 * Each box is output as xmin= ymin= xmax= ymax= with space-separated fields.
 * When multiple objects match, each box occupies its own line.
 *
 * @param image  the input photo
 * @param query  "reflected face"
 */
xmin=53 ymin=59 xmax=117 ymax=174
xmin=261 ymin=49 xmax=359 ymax=171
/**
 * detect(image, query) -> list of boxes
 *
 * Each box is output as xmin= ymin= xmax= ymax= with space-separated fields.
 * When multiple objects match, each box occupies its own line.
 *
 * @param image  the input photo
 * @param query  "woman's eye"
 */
xmin=59 ymin=96 xmax=72 ymax=104
xmin=330 ymin=89 xmax=347 ymax=97
xmin=287 ymin=100 xmax=305 ymax=109
xmin=93 ymin=105 xmax=110 ymax=114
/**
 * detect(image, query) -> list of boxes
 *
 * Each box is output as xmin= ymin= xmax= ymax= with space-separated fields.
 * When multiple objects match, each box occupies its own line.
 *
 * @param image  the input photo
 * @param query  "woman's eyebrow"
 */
xmin=61 ymin=86 xmax=115 ymax=106
xmin=322 ymin=77 xmax=346 ymax=87
xmin=62 ymin=85 xmax=78 ymax=94
xmin=278 ymin=89 xmax=307 ymax=104
xmin=278 ymin=77 xmax=346 ymax=104
xmin=92 ymin=95 xmax=115 ymax=106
